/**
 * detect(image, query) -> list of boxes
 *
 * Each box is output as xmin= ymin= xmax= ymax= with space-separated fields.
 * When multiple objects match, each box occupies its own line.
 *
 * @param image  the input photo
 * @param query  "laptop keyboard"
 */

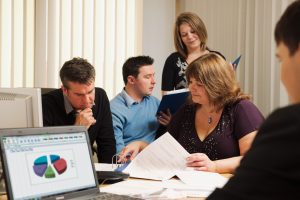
xmin=88 ymin=192 xmax=142 ymax=200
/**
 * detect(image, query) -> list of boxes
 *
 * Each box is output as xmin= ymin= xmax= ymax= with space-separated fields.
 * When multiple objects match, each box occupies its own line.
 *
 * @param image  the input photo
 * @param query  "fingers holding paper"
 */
xmin=186 ymin=153 xmax=217 ymax=172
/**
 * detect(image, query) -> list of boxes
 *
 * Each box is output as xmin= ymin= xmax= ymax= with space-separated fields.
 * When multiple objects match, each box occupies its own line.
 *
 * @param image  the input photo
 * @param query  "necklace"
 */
xmin=203 ymin=115 xmax=213 ymax=138
xmin=208 ymin=116 xmax=213 ymax=125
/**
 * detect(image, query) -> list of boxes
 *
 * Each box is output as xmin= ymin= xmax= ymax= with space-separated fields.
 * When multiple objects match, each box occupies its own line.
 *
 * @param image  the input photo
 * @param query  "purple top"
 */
xmin=167 ymin=99 xmax=264 ymax=160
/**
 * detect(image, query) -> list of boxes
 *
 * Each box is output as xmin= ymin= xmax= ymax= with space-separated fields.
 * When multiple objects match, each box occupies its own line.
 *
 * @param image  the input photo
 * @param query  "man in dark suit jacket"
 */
xmin=208 ymin=1 xmax=300 ymax=199
xmin=42 ymin=58 xmax=116 ymax=163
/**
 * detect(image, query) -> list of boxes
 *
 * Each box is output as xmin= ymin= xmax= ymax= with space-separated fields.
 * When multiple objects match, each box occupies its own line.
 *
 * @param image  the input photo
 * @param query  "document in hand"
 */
xmin=108 ymin=133 xmax=229 ymax=198
xmin=157 ymin=88 xmax=189 ymax=115
xmin=123 ymin=132 xmax=190 ymax=180
xmin=231 ymin=55 xmax=242 ymax=70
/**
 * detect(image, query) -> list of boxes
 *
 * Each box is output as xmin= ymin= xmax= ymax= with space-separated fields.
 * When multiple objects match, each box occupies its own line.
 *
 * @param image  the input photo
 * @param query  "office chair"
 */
xmin=41 ymin=88 xmax=57 ymax=95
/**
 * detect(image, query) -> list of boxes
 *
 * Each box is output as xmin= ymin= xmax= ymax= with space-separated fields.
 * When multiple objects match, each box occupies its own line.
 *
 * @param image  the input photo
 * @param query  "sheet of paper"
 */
xmin=94 ymin=163 xmax=117 ymax=171
xmin=165 ymin=88 xmax=189 ymax=95
xmin=162 ymin=179 xmax=212 ymax=197
xmin=101 ymin=179 xmax=163 ymax=196
xmin=101 ymin=179 xmax=188 ymax=199
xmin=123 ymin=133 xmax=190 ymax=180
xmin=162 ymin=171 xmax=229 ymax=198
xmin=175 ymin=170 xmax=228 ymax=190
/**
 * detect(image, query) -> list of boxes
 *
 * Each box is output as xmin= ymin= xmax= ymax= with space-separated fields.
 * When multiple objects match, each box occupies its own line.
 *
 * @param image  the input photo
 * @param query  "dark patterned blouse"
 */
xmin=161 ymin=50 xmax=225 ymax=91
xmin=167 ymin=100 xmax=264 ymax=160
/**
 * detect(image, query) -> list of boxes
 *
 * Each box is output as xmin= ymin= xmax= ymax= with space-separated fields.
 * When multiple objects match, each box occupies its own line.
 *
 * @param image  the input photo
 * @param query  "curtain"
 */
xmin=0 ymin=0 xmax=142 ymax=99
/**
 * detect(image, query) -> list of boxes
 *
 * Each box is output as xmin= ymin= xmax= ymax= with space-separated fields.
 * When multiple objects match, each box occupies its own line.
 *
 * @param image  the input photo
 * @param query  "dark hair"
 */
xmin=275 ymin=0 xmax=300 ymax=55
xmin=174 ymin=12 xmax=208 ymax=59
xmin=186 ymin=53 xmax=249 ymax=110
xmin=122 ymin=56 xmax=154 ymax=84
xmin=60 ymin=57 xmax=95 ymax=89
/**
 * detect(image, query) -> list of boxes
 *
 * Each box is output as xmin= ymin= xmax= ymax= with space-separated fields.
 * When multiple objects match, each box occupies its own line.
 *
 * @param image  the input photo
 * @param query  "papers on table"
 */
xmin=101 ymin=179 xmax=163 ymax=196
xmin=94 ymin=163 xmax=117 ymax=171
xmin=101 ymin=133 xmax=229 ymax=198
xmin=175 ymin=170 xmax=228 ymax=189
xmin=102 ymin=172 xmax=228 ymax=198
xmin=162 ymin=179 xmax=212 ymax=197
xmin=123 ymin=132 xmax=190 ymax=180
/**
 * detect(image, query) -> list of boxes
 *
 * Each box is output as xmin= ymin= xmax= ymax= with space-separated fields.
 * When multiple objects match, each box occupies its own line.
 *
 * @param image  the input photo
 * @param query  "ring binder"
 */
xmin=111 ymin=153 xmax=131 ymax=172
xmin=97 ymin=153 xmax=130 ymax=184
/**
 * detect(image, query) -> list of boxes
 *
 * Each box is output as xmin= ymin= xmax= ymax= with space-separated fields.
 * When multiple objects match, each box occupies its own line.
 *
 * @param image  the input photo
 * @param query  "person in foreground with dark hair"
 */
xmin=208 ymin=1 xmax=300 ymax=199
xmin=42 ymin=57 xmax=116 ymax=163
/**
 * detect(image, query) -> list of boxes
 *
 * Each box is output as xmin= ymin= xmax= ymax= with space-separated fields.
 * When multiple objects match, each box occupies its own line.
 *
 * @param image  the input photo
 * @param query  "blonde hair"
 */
xmin=174 ymin=12 xmax=208 ymax=59
xmin=186 ymin=53 xmax=250 ymax=110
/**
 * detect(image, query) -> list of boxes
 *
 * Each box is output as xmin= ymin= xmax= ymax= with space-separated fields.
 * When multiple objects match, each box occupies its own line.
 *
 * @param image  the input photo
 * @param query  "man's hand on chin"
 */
xmin=74 ymin=108 xmax=96 ymax=129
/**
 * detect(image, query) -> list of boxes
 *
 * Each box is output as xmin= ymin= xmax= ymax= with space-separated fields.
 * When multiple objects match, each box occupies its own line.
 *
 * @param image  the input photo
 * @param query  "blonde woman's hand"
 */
xmin=186 ymin=153 xmax=217 ymax=172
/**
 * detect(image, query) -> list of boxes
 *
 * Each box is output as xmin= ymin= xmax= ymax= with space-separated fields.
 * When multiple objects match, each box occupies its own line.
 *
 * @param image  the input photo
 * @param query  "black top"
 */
xmin=167 ymin=100 xmax=264 ymax=160
xmin=208 ymin=103 xmax=300 ymax=200
xmin=161 ymin=51 xmax=225 ymax=91
xmin=42 ymin=88 xmax=116 ymax=163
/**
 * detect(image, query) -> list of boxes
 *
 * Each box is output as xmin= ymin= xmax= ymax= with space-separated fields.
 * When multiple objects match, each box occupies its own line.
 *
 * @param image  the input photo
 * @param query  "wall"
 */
xmin=142 ymin=0 xmax=176 ymax=99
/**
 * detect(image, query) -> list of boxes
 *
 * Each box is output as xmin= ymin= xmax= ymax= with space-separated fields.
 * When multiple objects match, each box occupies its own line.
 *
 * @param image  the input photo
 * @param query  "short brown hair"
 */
xmin=174 ymin=12 xmax=208 ymax=59
xmin=122 ymin=56 xmax=154 ymax=85
xmin=60 ymin=57 xmax=95 ymax=89
xmin=186 ymin=53 xmax=249 ymax=110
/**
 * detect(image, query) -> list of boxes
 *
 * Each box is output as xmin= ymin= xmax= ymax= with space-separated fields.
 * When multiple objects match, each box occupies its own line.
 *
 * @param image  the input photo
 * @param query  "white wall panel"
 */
xmin=59 ymin=0 xmax=71 ymax=72
xmin=47 ymin=0 xmax=60 ymax=86
xmin=12 ymin=0 xmax=24 ymax=87
xmin=0 ymin=0 xmax=12 ymax=87
xmin=93 ymin=0 xmax=105 ymax=88
xmin=24 ymin=0 xmax=35 ymax=87
xmin=34 ymin=0 xmax=47 ymax=87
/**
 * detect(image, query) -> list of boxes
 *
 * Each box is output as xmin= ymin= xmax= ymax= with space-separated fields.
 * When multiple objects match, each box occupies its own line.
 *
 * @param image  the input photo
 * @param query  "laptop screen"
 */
xmin=0 ymin=127 xmax=98 ymax=199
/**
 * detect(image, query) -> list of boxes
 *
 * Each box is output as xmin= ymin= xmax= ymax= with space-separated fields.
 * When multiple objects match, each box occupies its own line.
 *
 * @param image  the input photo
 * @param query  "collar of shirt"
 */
xmin=120 ymin=89 xmax=149 ymax=107
xmin=63 ymin=94 xmax=96 ymax=114
xmin=63 ymin=95 xmax=74 ymax=114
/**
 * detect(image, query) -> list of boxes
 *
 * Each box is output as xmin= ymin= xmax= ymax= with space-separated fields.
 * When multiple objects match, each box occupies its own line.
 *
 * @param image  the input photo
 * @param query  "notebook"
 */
xmin=0 ymin=126 xmax=140 ymax=200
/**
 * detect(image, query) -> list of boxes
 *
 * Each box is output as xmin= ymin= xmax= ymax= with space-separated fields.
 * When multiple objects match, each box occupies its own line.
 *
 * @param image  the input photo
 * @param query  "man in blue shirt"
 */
xmin=110 ymin=56 xmax=162 ymax=153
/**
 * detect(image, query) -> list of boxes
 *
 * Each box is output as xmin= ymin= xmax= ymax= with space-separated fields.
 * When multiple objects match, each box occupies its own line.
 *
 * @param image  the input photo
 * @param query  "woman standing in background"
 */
xmin=161 ymin=12 xmax=225 ymax=94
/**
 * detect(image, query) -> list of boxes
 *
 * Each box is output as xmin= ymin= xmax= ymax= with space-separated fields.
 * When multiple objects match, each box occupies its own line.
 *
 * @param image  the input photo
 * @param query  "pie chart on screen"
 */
xmin=33 ymin=154 xmax=67 ymax=178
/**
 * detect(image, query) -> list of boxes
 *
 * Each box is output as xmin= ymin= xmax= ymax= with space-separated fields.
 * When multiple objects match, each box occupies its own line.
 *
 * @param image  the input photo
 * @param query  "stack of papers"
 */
xmin=100 ymin=133 xmax=229 ymax=198
xmin=101 ymin=172 xmax=228 ymax=198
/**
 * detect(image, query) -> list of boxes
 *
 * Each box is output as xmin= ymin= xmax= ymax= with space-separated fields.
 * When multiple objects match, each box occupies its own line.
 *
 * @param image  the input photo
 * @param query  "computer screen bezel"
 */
xmin=0 ymin=87 xmax=43 ymax=128
xmin=0 ymin=126 xmax=99 ymax=200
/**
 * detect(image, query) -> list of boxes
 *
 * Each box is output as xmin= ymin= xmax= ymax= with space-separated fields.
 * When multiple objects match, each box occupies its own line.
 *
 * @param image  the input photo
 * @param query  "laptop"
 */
xmin=0 ymin=126 xmax=140 ymax=200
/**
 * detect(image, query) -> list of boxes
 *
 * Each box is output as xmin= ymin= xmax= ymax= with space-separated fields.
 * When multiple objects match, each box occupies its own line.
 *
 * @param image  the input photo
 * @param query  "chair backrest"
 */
xmin=41 ymin=88 xmax=57 ymax=95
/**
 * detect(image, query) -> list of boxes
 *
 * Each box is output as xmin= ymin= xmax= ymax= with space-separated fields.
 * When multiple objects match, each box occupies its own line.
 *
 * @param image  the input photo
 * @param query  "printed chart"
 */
xmin=33 ymin=155 xmax=67 ymax=178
